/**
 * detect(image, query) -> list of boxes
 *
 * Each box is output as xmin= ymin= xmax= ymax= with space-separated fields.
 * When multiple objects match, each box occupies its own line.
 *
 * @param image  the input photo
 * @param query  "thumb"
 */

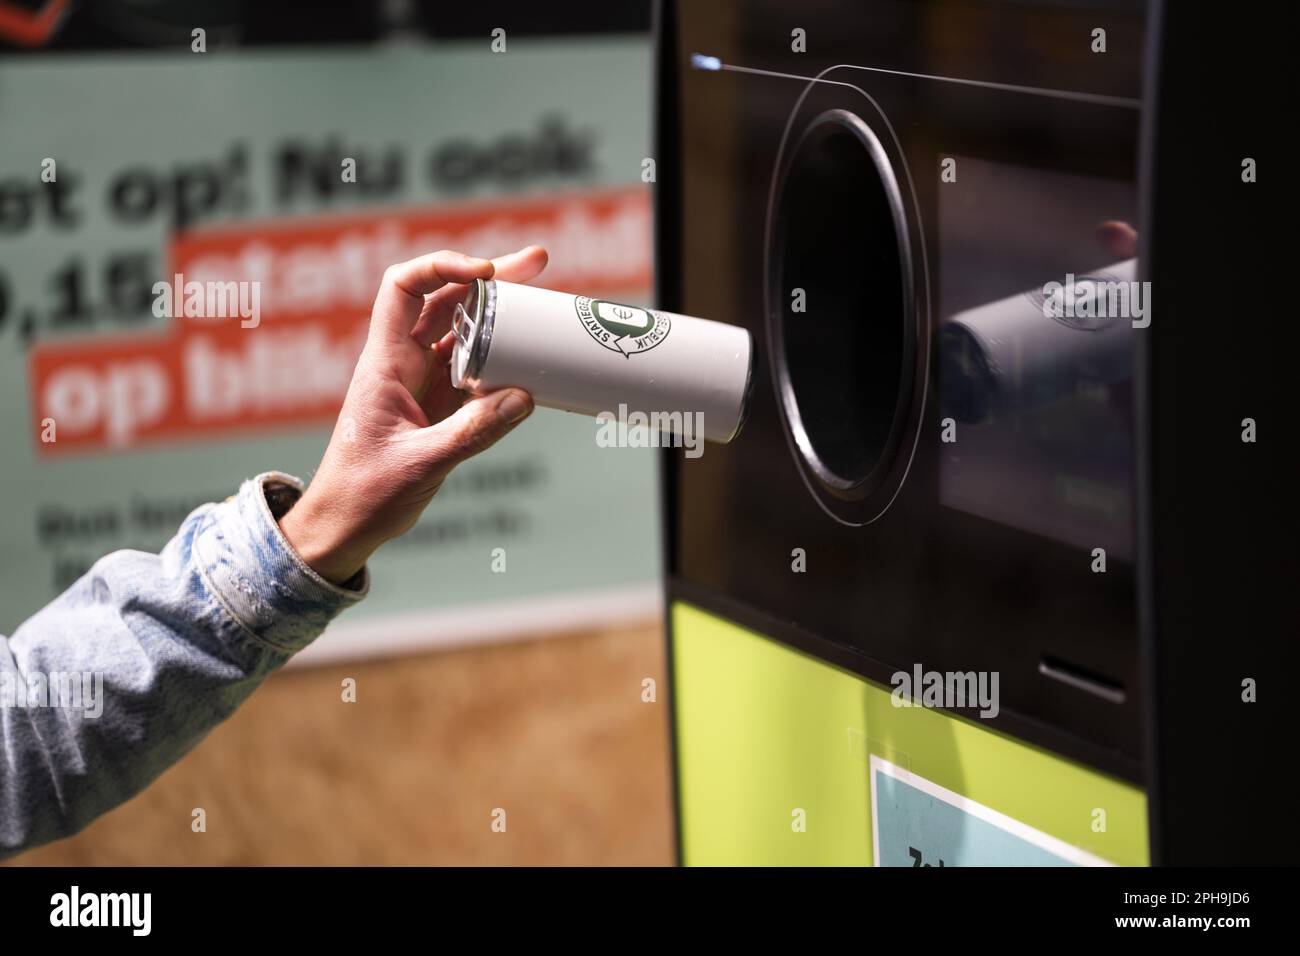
xmin=418 ymin=388 xmax=534 ymax=475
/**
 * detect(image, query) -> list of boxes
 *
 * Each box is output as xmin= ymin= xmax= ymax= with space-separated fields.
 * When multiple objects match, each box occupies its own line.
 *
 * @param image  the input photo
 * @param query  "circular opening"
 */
xmin=771 ymin=109 xmax=914 ymax=496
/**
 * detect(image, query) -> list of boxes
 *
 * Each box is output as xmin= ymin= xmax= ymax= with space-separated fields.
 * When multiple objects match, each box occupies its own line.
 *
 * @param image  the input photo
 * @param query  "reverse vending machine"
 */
xmin=655 ymin=0 xmax=1288 ymax=866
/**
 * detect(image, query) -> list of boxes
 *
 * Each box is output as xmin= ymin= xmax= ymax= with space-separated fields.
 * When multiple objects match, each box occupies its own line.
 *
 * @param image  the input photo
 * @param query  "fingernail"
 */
xmin=496 ymin=391 xmax=531 ymax=424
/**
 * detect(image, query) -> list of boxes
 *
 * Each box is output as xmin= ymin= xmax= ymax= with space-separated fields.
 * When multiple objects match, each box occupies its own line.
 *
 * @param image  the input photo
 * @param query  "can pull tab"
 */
xmin=452 ymin=301 xmax=475 ymax=349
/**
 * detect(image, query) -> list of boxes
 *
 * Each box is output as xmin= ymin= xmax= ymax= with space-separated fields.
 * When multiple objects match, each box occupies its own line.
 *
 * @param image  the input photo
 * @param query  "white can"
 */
xmin=450 ymin=279 xmax=753 ymax=443
xmin=940 ymin=258 xmax=1138 ymax=423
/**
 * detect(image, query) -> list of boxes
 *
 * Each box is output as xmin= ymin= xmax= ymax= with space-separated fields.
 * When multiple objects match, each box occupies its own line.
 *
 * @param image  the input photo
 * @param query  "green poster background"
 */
xmin=0 ymin=42 xmax=660 ymax=659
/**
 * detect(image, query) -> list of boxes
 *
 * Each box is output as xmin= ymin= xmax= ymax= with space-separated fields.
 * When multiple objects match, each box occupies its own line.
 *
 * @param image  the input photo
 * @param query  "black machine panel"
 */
xmin=658 ymin=0 xmax=1149 ymax=779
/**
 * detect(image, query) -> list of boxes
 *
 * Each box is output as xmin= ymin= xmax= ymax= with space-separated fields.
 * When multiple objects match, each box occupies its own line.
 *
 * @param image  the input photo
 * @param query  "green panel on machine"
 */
xmin=672 ymin=603 xmax=1148 ymax=866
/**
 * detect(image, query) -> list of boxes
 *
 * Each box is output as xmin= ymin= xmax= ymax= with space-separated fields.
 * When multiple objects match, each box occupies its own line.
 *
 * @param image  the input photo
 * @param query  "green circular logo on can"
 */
xmin=576 ymin=296 xmax=671 ymax=357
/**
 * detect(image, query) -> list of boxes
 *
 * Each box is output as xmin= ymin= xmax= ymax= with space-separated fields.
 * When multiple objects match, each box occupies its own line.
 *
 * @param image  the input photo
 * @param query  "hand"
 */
xmin=279 ymin=245 xmax=549 ymax=584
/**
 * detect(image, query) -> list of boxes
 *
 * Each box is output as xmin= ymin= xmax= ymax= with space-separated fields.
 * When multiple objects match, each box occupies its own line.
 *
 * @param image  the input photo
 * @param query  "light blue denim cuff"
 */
xmin=193 ymin=471 xmax=368 ymax=656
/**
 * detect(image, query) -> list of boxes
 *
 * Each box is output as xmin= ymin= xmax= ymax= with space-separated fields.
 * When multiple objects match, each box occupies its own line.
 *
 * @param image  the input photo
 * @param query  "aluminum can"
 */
xmin=451 ymin=279 xmax=753 ymax=443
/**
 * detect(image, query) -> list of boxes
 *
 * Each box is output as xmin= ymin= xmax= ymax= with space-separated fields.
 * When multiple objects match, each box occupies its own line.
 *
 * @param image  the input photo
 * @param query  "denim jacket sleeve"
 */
xmin=0 ymin=471 xmax=367 ymax=858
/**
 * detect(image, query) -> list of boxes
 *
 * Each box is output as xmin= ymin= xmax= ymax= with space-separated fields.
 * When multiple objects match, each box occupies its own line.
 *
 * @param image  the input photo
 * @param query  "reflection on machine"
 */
xmin=939 ymin=157 xmax=1138 ymax=559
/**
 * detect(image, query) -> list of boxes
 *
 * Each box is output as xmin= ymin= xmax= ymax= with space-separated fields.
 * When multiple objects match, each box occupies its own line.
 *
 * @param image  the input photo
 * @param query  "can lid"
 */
xmin=450 ymin=278 xmax=495 ymax=391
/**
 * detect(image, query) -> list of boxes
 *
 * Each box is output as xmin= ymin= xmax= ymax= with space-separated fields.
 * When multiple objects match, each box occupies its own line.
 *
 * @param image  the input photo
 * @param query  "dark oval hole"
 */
xmin=773 ymin=109 xmax=913 ymax=494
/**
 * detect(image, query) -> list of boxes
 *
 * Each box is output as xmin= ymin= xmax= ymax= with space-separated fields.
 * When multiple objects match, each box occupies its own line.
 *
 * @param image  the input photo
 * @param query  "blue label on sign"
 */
xmin=870 ymin=757 xmax=1109 ymax=867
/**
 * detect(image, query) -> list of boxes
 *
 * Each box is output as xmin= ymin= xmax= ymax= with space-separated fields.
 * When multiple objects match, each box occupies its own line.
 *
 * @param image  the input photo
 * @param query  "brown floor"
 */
xmin=7 ymin=621 xmax=674 ymax=866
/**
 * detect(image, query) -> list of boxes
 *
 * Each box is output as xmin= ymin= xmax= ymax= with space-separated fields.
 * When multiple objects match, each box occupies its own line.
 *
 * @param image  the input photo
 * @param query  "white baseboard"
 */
xmin=287 ymin=583 xmax=664 ymax=668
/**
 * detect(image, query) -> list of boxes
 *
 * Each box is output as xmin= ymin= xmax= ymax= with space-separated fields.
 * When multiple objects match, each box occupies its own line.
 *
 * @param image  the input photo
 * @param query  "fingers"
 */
xmin=1096 ymin=220 xmax=1139 ymax=259
xmin=431 ymin=328 xmax=457 ymax=365
xmin=412 ymin=245 xmax=549 ymax=348
xmin=371 ymin=250 xmax=495 ymax=344
xmin=414 ymin=388 xmax=534 ymax=478
xmin=493 ymin=244 xmax=550 ymax=283
xmin=419 ymin=330 xmax=466 ymax=425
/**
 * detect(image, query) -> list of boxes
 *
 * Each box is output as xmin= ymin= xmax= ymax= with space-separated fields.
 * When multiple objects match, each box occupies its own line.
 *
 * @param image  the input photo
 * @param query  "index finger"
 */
xmin=370 ymin=250 xmax=495 ymax=343
xmin=412 ymin=245 xmax=550 ymax=348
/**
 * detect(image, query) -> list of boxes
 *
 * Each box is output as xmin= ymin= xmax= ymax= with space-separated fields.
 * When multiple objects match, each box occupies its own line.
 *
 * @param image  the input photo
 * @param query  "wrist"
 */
xmin=278 ymin=487 xmax=372 ymax=586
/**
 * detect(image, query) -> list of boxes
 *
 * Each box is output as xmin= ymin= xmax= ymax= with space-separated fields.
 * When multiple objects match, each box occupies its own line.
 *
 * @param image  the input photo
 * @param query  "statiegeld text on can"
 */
xmin=450 ymin=279 xmax=753 ymax=443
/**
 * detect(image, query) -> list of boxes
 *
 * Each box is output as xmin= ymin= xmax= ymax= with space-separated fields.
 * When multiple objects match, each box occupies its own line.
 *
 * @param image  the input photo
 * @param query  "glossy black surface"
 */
xmin=658 ymin=0 xmax=1148 ymax=776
